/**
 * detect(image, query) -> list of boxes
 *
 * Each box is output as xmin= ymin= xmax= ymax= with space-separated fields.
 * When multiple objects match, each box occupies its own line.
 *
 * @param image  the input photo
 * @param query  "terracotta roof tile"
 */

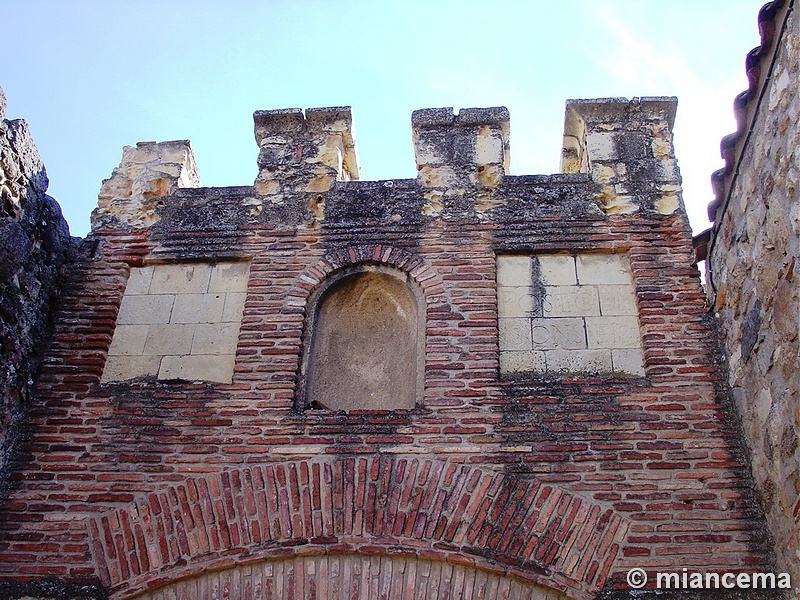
xmin=707 ymin=0 xmax=791 ymax=223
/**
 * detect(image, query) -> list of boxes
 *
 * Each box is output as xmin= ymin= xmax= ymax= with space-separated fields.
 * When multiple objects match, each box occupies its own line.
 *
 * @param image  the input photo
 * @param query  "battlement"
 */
xmin=90 ymin=98 xmax=684 ymax=231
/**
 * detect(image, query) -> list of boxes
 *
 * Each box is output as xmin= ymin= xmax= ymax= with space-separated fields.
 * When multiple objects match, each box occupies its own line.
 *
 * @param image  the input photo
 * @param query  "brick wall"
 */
xmin=0 ymin=100 xmax=773 ymax=599
xmin=707 ymin=0 xmax=799 ymax=586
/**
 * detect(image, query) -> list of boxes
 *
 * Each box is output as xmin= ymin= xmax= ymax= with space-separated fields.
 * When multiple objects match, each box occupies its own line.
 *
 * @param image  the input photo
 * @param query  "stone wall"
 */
xmin=706 ymin=0 xmax=800 ymax=586
xmin=0 ymin=86 xmax=72 ymax=489
xmin=0 ymin=100 xmax=774 ymax=599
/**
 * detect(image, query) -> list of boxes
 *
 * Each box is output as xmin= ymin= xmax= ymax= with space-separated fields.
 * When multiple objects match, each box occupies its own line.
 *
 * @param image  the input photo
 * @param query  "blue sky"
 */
xmin=3 ymin=1 xmax=764 ymax=237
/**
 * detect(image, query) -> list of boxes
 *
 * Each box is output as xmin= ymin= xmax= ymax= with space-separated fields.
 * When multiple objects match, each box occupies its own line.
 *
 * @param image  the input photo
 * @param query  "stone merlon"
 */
xmin=411 ymin=106 xmax=510 ymax=189
xmin=562 ymin=97 xmax=681 ymax=215
xmin=92 ymin=140 xmax=200 ymax=230
xmin=253 ymin=106 xmax=359 ymax=196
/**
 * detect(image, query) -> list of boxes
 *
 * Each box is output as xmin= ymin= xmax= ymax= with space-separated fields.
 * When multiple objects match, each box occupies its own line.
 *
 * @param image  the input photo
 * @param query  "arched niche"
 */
xmin=300 ymin=265 xmax=424 ymax=411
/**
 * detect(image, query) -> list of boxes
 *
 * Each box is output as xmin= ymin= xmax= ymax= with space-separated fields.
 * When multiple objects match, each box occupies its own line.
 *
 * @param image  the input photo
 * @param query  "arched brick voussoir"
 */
xmin=89 ymin=458 xmax=629 ymax=599
xmin=287 ymin=244 xmax=446 ymax=309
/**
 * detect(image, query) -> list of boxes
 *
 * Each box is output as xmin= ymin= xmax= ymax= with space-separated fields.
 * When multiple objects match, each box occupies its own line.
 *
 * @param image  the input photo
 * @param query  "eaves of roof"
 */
xmin=706 ymin=0 xmax=793 ymax=225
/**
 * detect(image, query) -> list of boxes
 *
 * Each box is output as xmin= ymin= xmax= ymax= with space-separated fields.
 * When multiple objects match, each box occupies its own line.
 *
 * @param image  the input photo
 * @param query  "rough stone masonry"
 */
xmin=0 ymin=91 xmax=779 ymax=599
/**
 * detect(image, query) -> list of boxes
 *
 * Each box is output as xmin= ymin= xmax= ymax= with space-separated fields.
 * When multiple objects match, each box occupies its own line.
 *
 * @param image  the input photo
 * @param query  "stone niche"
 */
xmin=301 ymin=266 xmax=424 ymax=411
xmin=498 ymin=253 xmax=643 ymax=376
xmin=102 ymin=261 xmax=250 ymax=384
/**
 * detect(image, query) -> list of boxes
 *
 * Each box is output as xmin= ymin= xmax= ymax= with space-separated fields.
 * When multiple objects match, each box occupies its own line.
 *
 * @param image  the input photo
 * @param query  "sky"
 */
xmin=2 ymin=0 xmax=765 ymax=237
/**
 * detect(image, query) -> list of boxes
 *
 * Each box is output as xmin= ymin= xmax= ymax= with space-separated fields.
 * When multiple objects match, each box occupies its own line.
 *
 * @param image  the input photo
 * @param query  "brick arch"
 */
xmin=290 ymin=244 xmax=449 ymax=410
xmin=289 ymin=244 xmax=445 ymax=306
xmin=89 ymin=458 xmax=628 ymax=599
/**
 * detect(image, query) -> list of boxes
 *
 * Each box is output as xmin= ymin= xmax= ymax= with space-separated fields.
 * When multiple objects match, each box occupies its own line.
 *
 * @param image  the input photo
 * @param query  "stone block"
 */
xmin=417 ymin=165 xmax=458 ymax=188
xmin=192 ymin=323 xmax=241 ymax=355
xmin=497 ymin=256 xmax=531 ymax=287
xmin=531 ymin=317 xmax=586 ymax=350
xmin=222 ymin=292 xmax=248 ymax=322
xmin=117 ymin=295 xmax=175 ymax=325
xmin=125 ymin=266 xmax=154 ymax=295
xmin=475 ymin=129 xmax=504 ymax=165
xmin=611 ymin=349 xmax=645 ymax=376
xmin=585 ymin=316 xmax=642 ymax=349
xmin=497 ymin=286 xmax=533 ymax=318
xmin=499 ymin=350 xmax=546 ymax=374
xmin=412 ymin=129 xmax=450 ymax=166
xmin=101 ymin=355 xmax=161 ymax=382
xmin=576 ymin=254 xmax=631 ymax=285
xmin=586 ymin=132 xmax=617 ymax=161
xmin=107 ymin=325 xmax=149 ymax=356
xmin=598 ymin=284 xmax=638 ymax=316
xmin=142 ymin=324 xmax=195 ymax=356
xmin=159 ymin=354 xmax=235 ymax=384
xmin=542 ymin=285 xmax=600 ymax=317
xmin=171 ymin=293 xmax=225 ymax=324
xmin=149 ymin=263 xmax=212 ymax=295
xmin=498 ymin=318 xmax=532 ymax=351
xmin=546 ymin=349 xmax=613 ymax=374
xmin=537 ymin=255 xmax=577 ymax=286
xmin=209 ymin=262 xmax=251 ymax=293
xmin=656 ymin=194 xmax=681 ymax=215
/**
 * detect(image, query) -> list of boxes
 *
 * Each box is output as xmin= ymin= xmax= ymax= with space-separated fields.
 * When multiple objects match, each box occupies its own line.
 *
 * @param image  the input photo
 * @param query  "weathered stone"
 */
xmin=148 ymin=263 xmax=212 ymax=295
xmin=531 ymin=317 xmax=586 ymax=350
xmin=597 ymin=284 xmax=638 ymax=316
xmin=585 ymin=316 xmax=642 ymax=349
xmin=499 ymin=350 xmax=546 ymax=373
xmin=142 ymin=323 xmax=195 ymax=355
xmin=499 ymin=251 xmax=642 ymax=375
xmin=413 ymin=106 xmax=509 ymax=189
xmin=542 ymin=285 xmax=600 ymax=317
xmin=610 ymin=348 xmax=645 ymax=376
xmin=497 ymin=286 xmax=533 ymax=318
xmin=116 ymin=295 xmax=175 ymax=325
xmin=498 ymin=317 xmax=532 ymax=351
xmin=0 ymin=88 xmax=780 ymax=597
xmin=100 ymin=355 xmax=160 ymax=382
xmin=171 ymin=293 xmax=225 ymax=324
xmin=0 ymin=218 xmax=33 ymax=281
xmin=546 ymin=348 xmax=613 ymax=373
xmin=107 ymin=324 xmax=149 ymax=356
xmin=191 ymin=323 xmax=240 ymax=355
xmin=158 ymin=353 xmax=235 ymax=383
xmin=0 ymin=91 xmax=71 ymax=484
xmin=706 ymin=0 xmax=800 ymax=581
xmin=576 ymin=254 xmax=631 ymax=285
xmin=92 ymin=140 xmax=201 ymax=229
xmin=537 ymin=255 xmax=576 ymax=286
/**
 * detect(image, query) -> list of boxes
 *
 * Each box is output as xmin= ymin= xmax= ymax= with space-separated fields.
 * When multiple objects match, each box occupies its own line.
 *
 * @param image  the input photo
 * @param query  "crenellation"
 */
xmin=92 ymin=139 xmax=200 ymax=230
xmin=412 ymin=106 xmax=510 ymax=193
xmin=562 ymin=97 xmax=681 ymax=217
xmin=253 ymin=106 xmax=359 ymax=198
